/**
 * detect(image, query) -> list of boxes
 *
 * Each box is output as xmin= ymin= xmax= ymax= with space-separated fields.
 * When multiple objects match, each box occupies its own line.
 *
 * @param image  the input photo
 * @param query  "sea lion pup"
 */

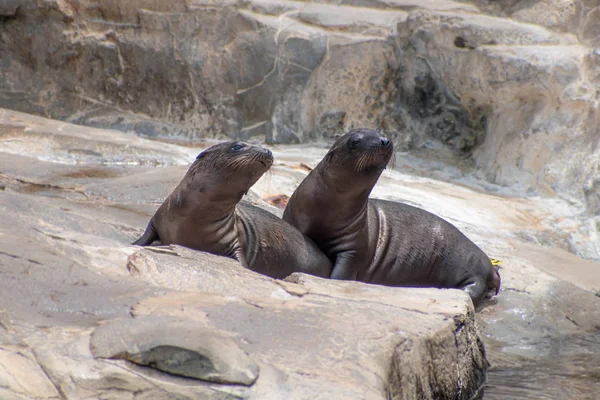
xmin=133 ymin=141 xmax=332 ymax=279
xmin=282 ymin=129 xmax=500 ymax=307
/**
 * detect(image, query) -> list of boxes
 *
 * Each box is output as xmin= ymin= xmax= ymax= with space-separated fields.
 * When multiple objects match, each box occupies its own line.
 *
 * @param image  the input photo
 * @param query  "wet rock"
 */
xmin=90 ymin=316 xmax=259 ymax=385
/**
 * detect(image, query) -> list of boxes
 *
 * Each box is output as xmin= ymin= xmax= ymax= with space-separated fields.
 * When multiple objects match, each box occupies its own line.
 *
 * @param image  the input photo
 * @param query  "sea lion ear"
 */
xmin=196 ymin=151 xmax=206 ymax=160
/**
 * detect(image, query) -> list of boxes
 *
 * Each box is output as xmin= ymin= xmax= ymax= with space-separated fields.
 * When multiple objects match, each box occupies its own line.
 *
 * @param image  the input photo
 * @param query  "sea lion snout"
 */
xmin=249 ymin=145 xmax=274 ymax=168
xmin=353 ymin=130 xmax=393 ymax=153
xmin=321 ymin=129 xmax=394 ymax=173
xmin=355 ymin=131 xmax=393 ymax=170
xmin=257 ymin=146 xmax=273 ymax=161
xmin=257 ymin=146 xmax=272 ymax=155
xmin=247 ymin=144 xmax=271 ymax=156
xmin=342 ymin=129 xmax=391 ymax=150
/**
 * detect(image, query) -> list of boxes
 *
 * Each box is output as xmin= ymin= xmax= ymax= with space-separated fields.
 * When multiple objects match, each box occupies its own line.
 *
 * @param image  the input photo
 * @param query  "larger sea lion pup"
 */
xmin=282 ymin=129 xmax=500 ymax=307
xmin=133 ymin=141 xmax=332 ymax=280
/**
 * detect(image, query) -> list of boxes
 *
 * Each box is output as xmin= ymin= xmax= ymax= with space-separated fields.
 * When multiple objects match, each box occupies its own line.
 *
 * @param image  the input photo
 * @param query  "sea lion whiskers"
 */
xmin=223 ymin=157 xmax=243 ymax=171
xmin=354 ymin=147 xmax=390 ymax=172
xmin=388 ymin=150 xmax=396 ymax=169
xmin=354 ymin=152 xmax=369 ymax=172
xmin=223 ymin=149 xmax=272 ymax=171
xmin=250 ymin=151 xmax=273 ymax=168
xmin=224 ymin=154 xmax=253 ymax=171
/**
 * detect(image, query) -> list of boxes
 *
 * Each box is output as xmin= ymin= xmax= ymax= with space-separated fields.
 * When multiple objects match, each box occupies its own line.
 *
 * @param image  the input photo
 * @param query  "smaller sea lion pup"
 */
xmin=133 ymin=141 xmax=332 ymax=279
xmin=282 ymin=129 xmax=501 ymax=308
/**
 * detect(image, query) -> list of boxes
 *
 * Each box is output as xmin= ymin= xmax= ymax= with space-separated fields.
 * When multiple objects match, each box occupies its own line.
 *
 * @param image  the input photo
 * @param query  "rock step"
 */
xmin=122 ymin=245 xmax=488 ymax=399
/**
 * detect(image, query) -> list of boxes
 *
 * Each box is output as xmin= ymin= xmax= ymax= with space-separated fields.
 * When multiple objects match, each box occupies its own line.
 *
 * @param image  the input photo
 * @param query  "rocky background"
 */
xmin=1 ymin=1 xmax=600 ymax=398
xmin=1 ymin=0 xmax=600 ymax=223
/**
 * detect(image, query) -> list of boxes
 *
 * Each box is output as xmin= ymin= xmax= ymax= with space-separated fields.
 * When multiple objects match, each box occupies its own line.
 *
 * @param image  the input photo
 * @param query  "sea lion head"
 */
xmin=315 ymin=129 xmax=393 ymax=197
xmin=186 ymin=141 xmax=273 ymax=203
xmin=324 ymin=128 xmax=393 ymax=174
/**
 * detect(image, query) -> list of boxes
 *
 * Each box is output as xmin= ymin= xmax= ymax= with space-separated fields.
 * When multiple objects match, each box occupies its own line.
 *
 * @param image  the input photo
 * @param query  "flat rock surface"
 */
xmin=0 ymin=108 xmax=491 ymax=399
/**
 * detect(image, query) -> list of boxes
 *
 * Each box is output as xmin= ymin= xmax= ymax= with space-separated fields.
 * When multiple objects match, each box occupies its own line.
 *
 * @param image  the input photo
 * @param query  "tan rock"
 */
xmin=581 ymin=6 xmax=600 ymax=46
xmin=90 ymin=316 xmax=259 ymax=385
xmin=0 ymin=346 xmax=61 ymax=399
xmin=128 ymin=248 xmax=486 ymax=399
xmin=1 ymin=61 xmax=600 ymax=398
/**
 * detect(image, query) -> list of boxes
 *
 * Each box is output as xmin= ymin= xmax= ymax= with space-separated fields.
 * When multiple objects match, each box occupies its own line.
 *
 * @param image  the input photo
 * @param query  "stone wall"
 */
xmin=1 ymin=0 xmax=599 ymax=214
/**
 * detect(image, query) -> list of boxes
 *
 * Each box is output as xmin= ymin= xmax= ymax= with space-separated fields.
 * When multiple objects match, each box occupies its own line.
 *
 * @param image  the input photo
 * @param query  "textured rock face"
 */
xmin=0 ymin=0 xmax=22 ymax=15
xmin=1 ymin=0 xmax=599 ymax=222
xmin=470 ymin=0 xmax=598 ymax=40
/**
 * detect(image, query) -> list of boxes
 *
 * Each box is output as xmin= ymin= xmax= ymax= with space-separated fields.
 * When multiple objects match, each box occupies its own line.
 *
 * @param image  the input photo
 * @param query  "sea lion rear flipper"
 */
xmin=132 ymin=220 xmax=159 ymax=246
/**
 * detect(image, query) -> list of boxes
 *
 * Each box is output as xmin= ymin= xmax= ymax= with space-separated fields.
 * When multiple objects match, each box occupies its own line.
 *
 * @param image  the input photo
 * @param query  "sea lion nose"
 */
xmin=259 ymin=147 xmax=273 ymax=163
xmin=381 ymin=137 xmax=391 ymax=147
xmin=257 ymin=147 xmax=272 ymax=155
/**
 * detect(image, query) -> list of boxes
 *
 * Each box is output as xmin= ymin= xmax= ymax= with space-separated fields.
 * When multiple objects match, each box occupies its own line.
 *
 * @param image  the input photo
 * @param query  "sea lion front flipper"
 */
xmin=330 ymin=251 xmax=359 ymax=280
xmin=460 ymin=278 xmax=487 ymax=309
xmin=132 ymin=220 xmax=159 ymax=246
xmin=232 ymin=246 xmax=251 ymax=270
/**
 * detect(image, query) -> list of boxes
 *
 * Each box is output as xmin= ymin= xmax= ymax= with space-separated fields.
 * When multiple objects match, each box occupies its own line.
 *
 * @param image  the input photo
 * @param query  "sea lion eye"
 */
xmin=231 ymin=143 xmax=245 ymax=152
xmin=350 ymin=138 xmax=361 ymax=149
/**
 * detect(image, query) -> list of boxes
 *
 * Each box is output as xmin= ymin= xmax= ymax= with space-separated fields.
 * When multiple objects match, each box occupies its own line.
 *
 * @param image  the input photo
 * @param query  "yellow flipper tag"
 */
xmin=489 ymin=258 xmax=503 ymax=267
